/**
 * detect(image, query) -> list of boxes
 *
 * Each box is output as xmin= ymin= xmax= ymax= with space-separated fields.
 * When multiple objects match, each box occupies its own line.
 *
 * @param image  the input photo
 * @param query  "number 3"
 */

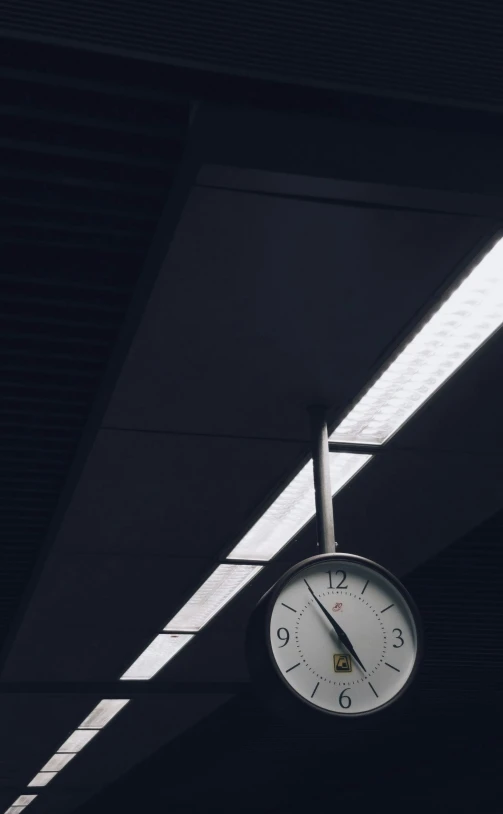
xmin=393 ymin=628 xmax=404 ymax=648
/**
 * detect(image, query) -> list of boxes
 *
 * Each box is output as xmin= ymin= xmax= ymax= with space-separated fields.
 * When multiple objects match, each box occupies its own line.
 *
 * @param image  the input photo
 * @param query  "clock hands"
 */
xmin=303 ymin=578 xmax=366 ymax=673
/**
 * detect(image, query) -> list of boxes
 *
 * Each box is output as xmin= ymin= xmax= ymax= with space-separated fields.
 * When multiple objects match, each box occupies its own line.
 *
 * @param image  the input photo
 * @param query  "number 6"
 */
xmin=339 ymin=688 xmax=351 ymax=708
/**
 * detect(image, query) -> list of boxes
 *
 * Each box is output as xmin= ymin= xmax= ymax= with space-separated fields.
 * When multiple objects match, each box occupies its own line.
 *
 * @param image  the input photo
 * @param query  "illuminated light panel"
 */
xmin=5 ymin=807 xmax=27 ymax=814
xmin=28 ymin=773 xmax=57 ymax=788
xmin=165 ymin=564 xmax=263 ymax=633
xmin=331 ymin=238 xmax=503 ymax=445
xmin=227 ymin=453 xmax=371 ymax=562
xmin=120 ymin=633 xmax=193 ymax=680
xmin=12 ymin=799 xmax=36 ymax=808
xmin=57 ymin=728 xmax=99 ymax=753
xmin=40 ymin=753 xmax=76 ymax=772
xmin=79 ymin=699 xmax=129 ymax=729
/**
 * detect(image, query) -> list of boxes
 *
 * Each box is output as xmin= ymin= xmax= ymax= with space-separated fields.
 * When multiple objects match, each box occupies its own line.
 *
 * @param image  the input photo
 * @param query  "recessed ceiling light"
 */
xmin=227 ymin=453 xmax=371 ymax=562
xmin=120 ymin=633 xmax=194 ymax=680
xmin=28 ymin=772 xmax=57 ymax=788
xmin=5 ymin=807 xmax=27 ymax=814
xmin=79 ymin=699 xmax=129 ymax=729
xmin=12 ymin=799 xmax=36 ymax=808
xmin=57 ymin=729 xmax=99 ymax=753
xmin=331 ymin=237 xmax=503 ymax=445
xmin=164 ymin=564 xmax=263 ymax=633
xmin=40 ymin=753 xmax=76 ymax=772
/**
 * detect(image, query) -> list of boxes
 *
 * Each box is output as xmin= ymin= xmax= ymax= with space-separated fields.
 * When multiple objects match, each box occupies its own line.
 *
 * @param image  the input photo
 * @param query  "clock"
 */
xmin=246 ymin=553 xmax=422 ymax=717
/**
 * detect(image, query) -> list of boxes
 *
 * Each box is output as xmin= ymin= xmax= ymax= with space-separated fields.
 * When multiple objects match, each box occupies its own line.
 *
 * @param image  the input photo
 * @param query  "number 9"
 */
xmin=277 ymin=628 xmax=290 ymax=647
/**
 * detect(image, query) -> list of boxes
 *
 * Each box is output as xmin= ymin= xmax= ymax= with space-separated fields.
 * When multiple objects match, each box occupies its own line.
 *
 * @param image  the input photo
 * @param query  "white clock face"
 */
xmin=269 ymin=556 xmax=420 ymax=715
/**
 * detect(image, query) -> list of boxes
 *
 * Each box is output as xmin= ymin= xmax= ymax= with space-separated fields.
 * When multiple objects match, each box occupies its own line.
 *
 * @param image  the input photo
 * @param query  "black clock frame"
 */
xmin=246 ymin=552 xmax=424 ymax=721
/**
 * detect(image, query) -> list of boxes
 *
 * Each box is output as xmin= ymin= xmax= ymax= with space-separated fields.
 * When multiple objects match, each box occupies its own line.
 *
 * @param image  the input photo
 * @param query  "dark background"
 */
xmin=1 ymin=4 xmax=503 ymax=813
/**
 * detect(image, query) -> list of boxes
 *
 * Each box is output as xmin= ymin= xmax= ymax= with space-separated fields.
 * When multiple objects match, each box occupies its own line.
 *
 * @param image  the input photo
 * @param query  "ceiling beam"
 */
xmin=0 ymin=681 xmax=248 ymax=695
xmin=194 ymin=104 xmax=503 ymax=219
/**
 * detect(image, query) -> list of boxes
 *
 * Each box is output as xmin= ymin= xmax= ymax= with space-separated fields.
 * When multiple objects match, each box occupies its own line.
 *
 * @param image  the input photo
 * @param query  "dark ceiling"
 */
xmin=0 ymin=35 xmax=189 ymax=656
xmin=74 ymin=508 xmax=503 ymax=814
xmin=1 ymin=7 xmax=503 ymax=814
xmin=4 ymin=0 xmax=503 ymax=114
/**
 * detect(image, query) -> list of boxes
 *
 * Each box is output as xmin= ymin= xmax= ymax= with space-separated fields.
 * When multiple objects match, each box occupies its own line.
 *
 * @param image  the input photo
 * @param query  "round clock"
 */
xmin=246 ymin=553 xmax=422 ymax=717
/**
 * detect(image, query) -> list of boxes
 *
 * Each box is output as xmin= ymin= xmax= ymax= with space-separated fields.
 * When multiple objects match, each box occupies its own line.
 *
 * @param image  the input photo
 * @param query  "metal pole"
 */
xmin=309 ymin=406 xmax=336 ymax=554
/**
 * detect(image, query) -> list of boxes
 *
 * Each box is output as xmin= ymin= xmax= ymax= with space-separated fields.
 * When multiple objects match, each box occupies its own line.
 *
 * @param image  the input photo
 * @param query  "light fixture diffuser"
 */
xmin=331 ymin=237 xmax=503 ymax=446
xmin=5 ymin=807 xmax=27 ymax=814
xmin=227 ymin=453 xmax=371 ymax=562
xmin=164 ymin=564 xmax=263 ymax=633
xmin=79 ymin=699 xmax=129 ymax=729
xmin=40 ymin=753 xmax=76 ymax=772
xmin=12 ymin=799 xmax=36 ymax=808
xmin=57 ymin=728 xmax=99 ymax=753
xmin=28 ymin=773 xmax=57 ymax=788
xmin=120 ymin=633 xmax=193 ymax=680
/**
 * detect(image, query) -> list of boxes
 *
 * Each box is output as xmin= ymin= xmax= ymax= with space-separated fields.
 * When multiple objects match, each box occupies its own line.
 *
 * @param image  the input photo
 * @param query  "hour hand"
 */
xmin=303 ymin=579 xmax=366 ymax=673
xmin=334 ymin=628 xmax=366 ymax=674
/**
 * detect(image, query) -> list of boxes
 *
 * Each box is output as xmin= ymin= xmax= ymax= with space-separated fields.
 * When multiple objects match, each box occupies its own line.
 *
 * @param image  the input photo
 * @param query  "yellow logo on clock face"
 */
xmin=333 ymin=654 xmax=352 ymax=673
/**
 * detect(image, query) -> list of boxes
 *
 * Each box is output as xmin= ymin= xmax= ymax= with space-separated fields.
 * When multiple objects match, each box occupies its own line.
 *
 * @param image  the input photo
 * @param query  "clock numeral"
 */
xmin=326 ymin=570 xmax=348 ymax=589
xmin=277 ymin=628 xmax=290 ymax=648
xmin=392 ymin=628 xmax=404 ymax=648
xmin=338 ymin=688 xmax=351 ymax=709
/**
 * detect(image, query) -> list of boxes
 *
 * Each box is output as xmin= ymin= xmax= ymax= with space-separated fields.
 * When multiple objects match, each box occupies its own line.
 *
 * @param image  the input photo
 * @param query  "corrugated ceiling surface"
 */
xmin=2 ymin=0 xmax=503 ymax=110
xmin=0 ymin=39 xmax=189 ymax=656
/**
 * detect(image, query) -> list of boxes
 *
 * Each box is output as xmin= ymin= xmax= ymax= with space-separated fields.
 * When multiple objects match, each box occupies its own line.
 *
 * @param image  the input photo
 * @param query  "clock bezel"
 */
xmin=258 ymin=552 xmax=423 ymax=718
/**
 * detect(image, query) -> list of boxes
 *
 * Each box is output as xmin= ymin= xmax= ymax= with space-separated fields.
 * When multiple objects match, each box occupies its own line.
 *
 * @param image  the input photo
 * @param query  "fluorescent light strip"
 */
xmin=120 ymin=633 xmax=193 ymax=680
xmin=227 ymin=453 xmax=371 ymax=562
xmin=57 ymin=728 xmax=99 ymax=753
xmin=4 ymin=799 xmax=35 ymax=814
xmin=165 ymin=564 xmax=262 ymax=633
xmin=23 ymin=700 xmax=128 ymax=801
xmin=331 ymin=237 xmax=503 ymax=445
xmin=79 ymin=699 xmax=129 ymax=729
xmin=40 ymin=752 xmax=76 ymax=772
xmin=28 ymin=773 xmax=57 ymax=788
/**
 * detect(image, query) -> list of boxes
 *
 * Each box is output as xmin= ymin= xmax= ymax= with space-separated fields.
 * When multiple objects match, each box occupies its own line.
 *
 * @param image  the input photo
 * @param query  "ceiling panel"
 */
xmin=46 ymin=429 xmax=306 ymax=559
xmin=0 ymin=429 xmax=303 ymax=681
xmin=103 ymin=186 xmax=488 ymax=439
xmin=0 ymin=554 xmax=209 ymax=682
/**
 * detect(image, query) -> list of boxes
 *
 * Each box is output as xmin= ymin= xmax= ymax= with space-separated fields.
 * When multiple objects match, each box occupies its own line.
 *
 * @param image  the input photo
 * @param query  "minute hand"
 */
xmin=303 ymin=579 xmax=366 ymax=673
